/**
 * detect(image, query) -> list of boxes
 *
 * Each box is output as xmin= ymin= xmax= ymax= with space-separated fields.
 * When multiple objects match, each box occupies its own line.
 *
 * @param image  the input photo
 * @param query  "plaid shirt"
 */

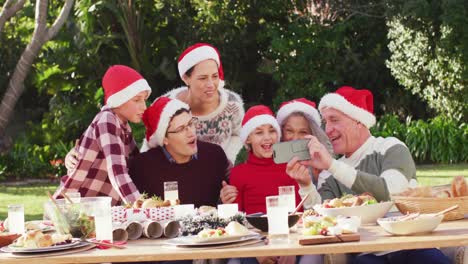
xmin=54 ymin=107 xmax=141 ymax=205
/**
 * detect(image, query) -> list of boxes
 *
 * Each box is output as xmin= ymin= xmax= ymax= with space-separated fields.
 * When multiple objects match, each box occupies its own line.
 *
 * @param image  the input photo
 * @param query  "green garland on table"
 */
xmin=178 ymin=213 xmax=246 ymax=236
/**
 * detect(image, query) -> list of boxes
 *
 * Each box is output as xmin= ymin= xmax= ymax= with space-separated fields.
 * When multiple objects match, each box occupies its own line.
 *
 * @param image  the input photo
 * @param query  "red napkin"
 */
xmin=90 ymin=239 xmax=127 ymax=250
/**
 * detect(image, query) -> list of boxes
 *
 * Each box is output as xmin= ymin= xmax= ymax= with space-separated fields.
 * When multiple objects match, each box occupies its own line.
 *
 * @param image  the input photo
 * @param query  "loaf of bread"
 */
xmin=451 ymin=176 xmax=468 ymax=197
xmin=14 ymin=230 xmax=53 ymax=248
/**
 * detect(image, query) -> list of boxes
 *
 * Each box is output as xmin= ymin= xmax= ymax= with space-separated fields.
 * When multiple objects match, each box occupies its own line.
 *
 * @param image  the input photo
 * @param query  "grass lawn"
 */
xmin=416 ymin=163 xmax=468 ymax=186
xmin=0 ymin=183 xmax=58 ymax=221
xmin=0 ymin=163 xmax=466 ymax=221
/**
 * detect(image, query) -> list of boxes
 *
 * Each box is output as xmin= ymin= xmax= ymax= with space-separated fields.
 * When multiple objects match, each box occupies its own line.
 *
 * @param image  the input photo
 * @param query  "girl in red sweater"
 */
xmin=230 ymin=105 xmax=318 ymax=215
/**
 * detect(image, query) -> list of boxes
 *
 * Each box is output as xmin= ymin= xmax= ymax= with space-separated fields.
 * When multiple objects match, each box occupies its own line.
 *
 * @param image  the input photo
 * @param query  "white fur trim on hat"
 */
xmin=147 ymin=99 xmax=190 ymax=148
xmin=319 ymin=93 xmax=376 ymax=128
xmin=178 ymin=46 xmax=220 ymax=78
xmin=240 ymin=115 xmax=281 ymax=144
xmin=277 ymin=102 xmax=321 ymax=127
xmin=106 ymin=79 xmax=151 ymax=108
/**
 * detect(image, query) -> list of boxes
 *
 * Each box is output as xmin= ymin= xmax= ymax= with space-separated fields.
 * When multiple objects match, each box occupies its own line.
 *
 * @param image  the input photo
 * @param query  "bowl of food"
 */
xmin=377 ymin=214 xmax=443 ymax=235
xmin=44 ymin=197 xmax=110 ymax=238
xmin=313 ymin=194 xmax=394 ymax=224
xmin=0 ymin=233 xmax=21 ymax=247
xmin=245 ymin=213 xmax=301 ymax=232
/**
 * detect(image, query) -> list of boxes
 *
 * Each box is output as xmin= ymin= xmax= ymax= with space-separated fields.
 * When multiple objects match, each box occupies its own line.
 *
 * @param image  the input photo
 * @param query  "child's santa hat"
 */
xmin=276 ymin=98 xmax=321 ymax=126
xmin=178 ymin=43 xmax=225 ymax=89
xmin=142 ymin=97 xmax=190 ymax=149
xmin=240 ymin=105 xmax=281 ymax=144
xmin=102 ymin=65 xmax=151 ymax=108
xmin=319 ymin=86 xmax=376 ymax=128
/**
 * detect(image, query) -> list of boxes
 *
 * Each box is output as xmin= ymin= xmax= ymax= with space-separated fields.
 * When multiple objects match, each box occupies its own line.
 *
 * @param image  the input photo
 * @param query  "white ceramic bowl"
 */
xmin=377 ymin=214 xmax=443 ymax=235
xmin=313 ymin=201 xmax=394 ymax=224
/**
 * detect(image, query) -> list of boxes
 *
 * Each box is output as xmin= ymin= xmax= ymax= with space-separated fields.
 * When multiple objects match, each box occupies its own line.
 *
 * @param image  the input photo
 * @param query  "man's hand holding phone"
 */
xmin=303 ymin=135 xmax=333 ymax=170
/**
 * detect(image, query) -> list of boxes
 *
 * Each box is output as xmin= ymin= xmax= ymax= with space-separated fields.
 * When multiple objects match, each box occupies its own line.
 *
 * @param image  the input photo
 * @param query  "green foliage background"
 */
xmin=0 ymin=0 xmax=466 ymax=180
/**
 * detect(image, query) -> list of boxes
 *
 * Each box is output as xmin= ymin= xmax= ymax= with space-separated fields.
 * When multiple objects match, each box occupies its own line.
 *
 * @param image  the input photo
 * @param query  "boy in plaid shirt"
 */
xmin=54 ymin=65 xmax=151 ymax=205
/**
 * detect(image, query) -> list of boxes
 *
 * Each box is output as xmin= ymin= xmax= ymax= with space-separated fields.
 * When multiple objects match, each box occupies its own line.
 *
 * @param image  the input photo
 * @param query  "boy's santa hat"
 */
xmin=276 ymin=98 xmax=321 ymax=126
xmin=240 ymin=105 xmax=281 ymax=144
xmin=102 ymin=65 xmax=151 ymax=108
xmin=318 ymin=86 xmax=376 ymax=128
xmin=142 ymin=97 xmax=190 ymax=149
xmin=178 ymin=43 xmax=225 ymax=88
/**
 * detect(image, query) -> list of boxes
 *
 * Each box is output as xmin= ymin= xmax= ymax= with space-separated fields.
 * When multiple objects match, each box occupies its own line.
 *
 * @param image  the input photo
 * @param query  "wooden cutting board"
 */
xmin=299 ymin=233 xmax=360 ymax=245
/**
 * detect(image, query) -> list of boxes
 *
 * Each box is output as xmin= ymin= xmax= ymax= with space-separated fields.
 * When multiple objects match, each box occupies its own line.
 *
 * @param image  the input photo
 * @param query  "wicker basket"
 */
xmin=392 ymin=196 xmax=468 ymax=221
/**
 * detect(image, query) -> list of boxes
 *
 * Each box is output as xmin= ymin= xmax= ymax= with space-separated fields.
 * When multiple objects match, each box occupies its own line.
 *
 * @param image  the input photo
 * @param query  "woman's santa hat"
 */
xmin=142 ymin=97 xmax=190 ymax=149
xmin=178 ymin=43 xmax=225 ymax=88
xmin=240 ymin=105 xmax=281 ymax=144
xmin=102 ymin=65 xmax=151 ymax=108
xmin=318 ymin=86 xmax=376 ymax=128
xmin=276 ymin=98 xmax=321 ymax=127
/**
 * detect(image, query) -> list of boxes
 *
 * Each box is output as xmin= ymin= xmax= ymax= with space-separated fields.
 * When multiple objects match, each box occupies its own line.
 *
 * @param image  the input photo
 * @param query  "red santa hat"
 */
xmin=142 ymin=97 xmax=190 ymax=149
xmin=240 ymin=105 xmax=281 ymax=144
xmin=102 ymin=65 xmax=152 ymax=108
xmin=178 ymin=43 xmax=225 ymax=88
xmin=276 ymin=98 xmax=321 ymax=127
xmin=318 ymin=86 xmax=376 ymax=128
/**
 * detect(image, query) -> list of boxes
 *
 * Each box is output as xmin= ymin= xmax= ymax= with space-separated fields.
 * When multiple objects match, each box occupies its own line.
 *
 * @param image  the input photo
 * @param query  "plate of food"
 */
xmin=165 ymin=222 xmax=260 ymax=246
xmin=377 ymin=213 xmax=444 ymax=235
xmin=313 ymin=193 xmax=394 ymax=224
xmin=0 ymin=230 xmax=87 ymax=253
xmin=25 ymin=220 xmax=55 ymax=233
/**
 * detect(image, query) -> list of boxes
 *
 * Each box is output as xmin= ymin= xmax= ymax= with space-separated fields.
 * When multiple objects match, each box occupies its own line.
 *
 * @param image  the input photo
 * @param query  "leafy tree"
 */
xmin=386 ymin=0 xmax=468 ymax=121
xmin=0 ymin=0 xmax=74 ymax=152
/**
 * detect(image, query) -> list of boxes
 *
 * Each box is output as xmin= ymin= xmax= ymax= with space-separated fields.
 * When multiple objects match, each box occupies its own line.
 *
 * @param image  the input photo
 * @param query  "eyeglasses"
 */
xmin=167 ymin=117 xmax=198 ymax=134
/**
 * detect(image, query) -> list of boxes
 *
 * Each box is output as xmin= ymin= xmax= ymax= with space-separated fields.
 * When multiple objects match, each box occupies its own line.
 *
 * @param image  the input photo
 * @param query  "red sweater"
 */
xmin=230 ymin=153 xmax=301 ymax=214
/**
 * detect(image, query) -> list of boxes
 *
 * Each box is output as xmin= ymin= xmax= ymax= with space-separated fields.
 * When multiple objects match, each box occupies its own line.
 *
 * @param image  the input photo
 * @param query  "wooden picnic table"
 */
xmin=1 ymin=218 xmax=468 ymax=264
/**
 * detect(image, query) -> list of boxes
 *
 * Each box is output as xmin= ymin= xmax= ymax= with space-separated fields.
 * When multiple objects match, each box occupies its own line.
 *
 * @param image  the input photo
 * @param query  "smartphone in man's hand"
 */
xmin=272 ymin=139 xmax=311 ymax=164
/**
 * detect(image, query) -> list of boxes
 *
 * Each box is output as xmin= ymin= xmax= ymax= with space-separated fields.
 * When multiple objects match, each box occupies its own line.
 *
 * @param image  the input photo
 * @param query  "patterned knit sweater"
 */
xmin=163 ymin=87 xmax=244 ymax=164
xmin=317 ymin=136 xmax=418 ymax=202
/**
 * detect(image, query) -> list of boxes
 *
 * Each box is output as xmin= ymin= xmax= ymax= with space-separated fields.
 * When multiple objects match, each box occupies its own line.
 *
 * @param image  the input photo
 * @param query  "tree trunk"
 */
xmin=0 ymin=0 xmax=74 ymax=151
xmin=0 ymin=0 xmax=26 ymax=33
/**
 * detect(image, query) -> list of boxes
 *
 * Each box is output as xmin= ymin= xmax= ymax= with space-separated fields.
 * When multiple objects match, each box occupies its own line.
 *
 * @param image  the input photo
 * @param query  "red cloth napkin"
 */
xmin=90 ymin=239 xmax=127 ymax=250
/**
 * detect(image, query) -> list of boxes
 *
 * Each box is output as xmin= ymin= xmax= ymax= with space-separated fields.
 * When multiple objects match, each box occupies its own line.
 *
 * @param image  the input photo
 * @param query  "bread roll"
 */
xmin=225 ymin=221 xmax=249 ymax=236
xmin=451 ymin=176 xmax=468 ymax=197
xmin=398 ymin=186 xmax=433 ymax=197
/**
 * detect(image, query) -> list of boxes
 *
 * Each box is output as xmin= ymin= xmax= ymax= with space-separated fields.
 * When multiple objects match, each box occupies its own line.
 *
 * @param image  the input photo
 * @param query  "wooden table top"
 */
xmin=1 ymin=218 xmax=468 ymax=264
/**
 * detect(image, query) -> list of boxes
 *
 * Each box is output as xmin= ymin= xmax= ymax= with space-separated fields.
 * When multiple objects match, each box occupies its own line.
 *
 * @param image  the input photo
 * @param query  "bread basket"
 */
xmin=392 ymin=196 xmax=468 ymax=221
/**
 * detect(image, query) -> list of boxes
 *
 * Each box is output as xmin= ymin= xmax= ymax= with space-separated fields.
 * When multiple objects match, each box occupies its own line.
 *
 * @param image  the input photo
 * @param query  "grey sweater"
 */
xmin=318 ymin=136 xmax=417 ymax=202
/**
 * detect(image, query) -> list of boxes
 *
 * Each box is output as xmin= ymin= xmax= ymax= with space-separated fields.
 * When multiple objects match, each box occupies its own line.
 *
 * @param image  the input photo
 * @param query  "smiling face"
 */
xmin=163 ymin=111 xmax=198 ymax=163
xmin=281 ymin=113 xmax=312 ymax=142
xmin=321 ymin=107 xmax=369 ymax=157
xmin=182 ymin=59 xmax=220 ymax=104
xmin=246 ymin=124 xmax=279 ymax=159
xmin=113 ymin=91 xmax=149 ymax=123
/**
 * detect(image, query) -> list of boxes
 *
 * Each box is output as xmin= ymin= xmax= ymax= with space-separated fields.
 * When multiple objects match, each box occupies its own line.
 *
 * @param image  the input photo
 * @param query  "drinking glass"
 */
xmin=174 ymin=204 xmax=195 ymax=219
xmin=8 ymin=204 xmax=25 ymax=234
xmin=93 ymin=198 xmax=113 ymax=242
xmin=217 ymin=204 xmax=238 ymax=219
xmin=164 ymin=181 xmax=179 ymax=205
xmin=66 ymin=191 xmax=81 ymax=203
xmin=266 ymin=196 xmax=289 ymax=240
xmin=278 ymin=186 xmax=296 ymax=213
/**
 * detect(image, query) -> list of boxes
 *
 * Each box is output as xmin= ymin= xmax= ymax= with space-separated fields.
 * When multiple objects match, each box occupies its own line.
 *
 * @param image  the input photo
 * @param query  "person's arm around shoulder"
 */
xmin=95 ymin=113 xmax=140 ymax=204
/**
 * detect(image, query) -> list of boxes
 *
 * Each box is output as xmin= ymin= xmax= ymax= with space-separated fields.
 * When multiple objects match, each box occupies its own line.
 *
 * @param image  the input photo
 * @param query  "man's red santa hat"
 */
xmin=318 ymin=86 xmax=376 ymax=128
xmin=142 ymin=97 xmax=190 ymax=149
